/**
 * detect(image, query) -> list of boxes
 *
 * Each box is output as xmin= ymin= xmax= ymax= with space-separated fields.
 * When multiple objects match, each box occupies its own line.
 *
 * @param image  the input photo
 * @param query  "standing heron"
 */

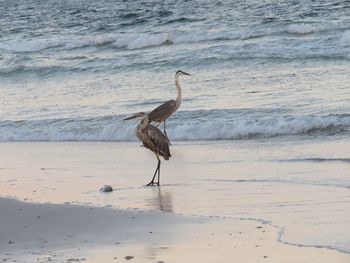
xmin=148 ymin=70 xmax=191 ymax=142
xmin=124 ymin=112 xmax=171 ymax=186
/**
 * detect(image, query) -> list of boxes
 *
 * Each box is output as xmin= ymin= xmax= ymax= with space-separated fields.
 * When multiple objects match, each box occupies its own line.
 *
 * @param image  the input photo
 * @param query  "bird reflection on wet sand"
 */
xmin=149 ymin=186 xmax=173 ymax=213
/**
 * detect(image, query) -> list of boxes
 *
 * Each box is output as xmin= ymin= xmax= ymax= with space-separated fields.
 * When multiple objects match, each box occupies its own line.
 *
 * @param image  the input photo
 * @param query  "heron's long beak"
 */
xmin=123 ymin=114 xmax=138 ymax=120
xmin=183 ymin=72 xmax=191 ymax=76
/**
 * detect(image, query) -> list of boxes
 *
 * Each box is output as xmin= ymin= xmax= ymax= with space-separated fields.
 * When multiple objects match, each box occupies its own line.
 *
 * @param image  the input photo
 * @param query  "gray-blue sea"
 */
xmin=0 ymin=0 xmax=349 ymax=256
xmin=1 ymin=0 xmax=350 ymax=141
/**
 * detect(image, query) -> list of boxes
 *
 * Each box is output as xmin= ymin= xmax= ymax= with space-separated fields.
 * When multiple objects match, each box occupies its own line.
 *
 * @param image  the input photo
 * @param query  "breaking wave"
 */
xmin=0 ymin=112 xmax=349 ymax=142
xmin=0 ymin=35 xmax=119 ymax=53
xmin=287 ymin=23 xmax=315 ymax=34
xmin=0 ymin=31 xmax=243 ymax=53
xmin=1 ymin=23 xmax=343 ymax=53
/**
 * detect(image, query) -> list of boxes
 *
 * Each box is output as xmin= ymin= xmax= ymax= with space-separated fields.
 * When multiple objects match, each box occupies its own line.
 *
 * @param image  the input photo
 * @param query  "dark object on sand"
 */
xmin=100 ymin=185 xmax=113 ymax=192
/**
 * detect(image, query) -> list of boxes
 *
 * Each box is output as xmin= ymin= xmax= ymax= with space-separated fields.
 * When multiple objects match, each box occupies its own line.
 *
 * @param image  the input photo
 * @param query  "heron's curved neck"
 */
xmin=138 ymin=116 xmax=149 ymax=130
xmin=175 ymin=75 xmax=182 ymax=108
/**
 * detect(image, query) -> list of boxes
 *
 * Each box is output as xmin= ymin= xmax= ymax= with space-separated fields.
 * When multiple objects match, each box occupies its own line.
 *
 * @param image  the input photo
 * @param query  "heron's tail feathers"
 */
xmin=161 ymin=145 xmax=171 ymax=160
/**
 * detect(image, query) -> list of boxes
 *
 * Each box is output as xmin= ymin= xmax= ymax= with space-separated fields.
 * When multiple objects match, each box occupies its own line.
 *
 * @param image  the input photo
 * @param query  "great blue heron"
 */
xmin=124 ymin=112 xmax=171 ymax=186
xmin=148 ymin=70 xmax=191 ymax=142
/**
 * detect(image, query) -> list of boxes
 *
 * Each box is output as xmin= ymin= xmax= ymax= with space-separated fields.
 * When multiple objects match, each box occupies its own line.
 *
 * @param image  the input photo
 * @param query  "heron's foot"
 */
xmin=145 ymin=181 xmax=159 ymax=186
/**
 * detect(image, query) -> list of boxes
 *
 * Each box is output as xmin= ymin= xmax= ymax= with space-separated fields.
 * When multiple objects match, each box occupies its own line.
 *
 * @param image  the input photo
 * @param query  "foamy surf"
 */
xmin=0 ymin=24 xmax=344 ymax=54
xmin=0 ymin=31 xmax=243 ymax=53
xmin=287 ymin=24 xmax=315 ymax=34
xmin=0 ymin=112 xmax=349 ymax=142
xmin=0 ymin=35 xmax=119 ymax=53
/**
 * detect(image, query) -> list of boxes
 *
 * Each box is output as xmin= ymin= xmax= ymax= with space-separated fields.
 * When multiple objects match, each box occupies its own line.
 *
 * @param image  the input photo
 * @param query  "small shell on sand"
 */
xmin=99 ymin=185 xmax=113 ymax=192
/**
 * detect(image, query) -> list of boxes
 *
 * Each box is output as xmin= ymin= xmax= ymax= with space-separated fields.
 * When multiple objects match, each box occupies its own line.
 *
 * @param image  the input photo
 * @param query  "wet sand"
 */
xmin=1 ymin=197 xmax=349 ymax=263
xmin=0 ymin=141 xmax=349 ymax=262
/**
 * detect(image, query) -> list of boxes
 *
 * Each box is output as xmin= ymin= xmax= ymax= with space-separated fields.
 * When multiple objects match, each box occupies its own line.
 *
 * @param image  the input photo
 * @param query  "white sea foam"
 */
xmin=0 ymin=114 xmax=348 ymax=142
xmin=169 ymin=115 xmax=349 ymax=141
xmin=113 ymin=34 xmax=171 ymax=50
xmin=0 ymin=25 xmax=341 ymax=54
xmin=0 ymin=31 xmax=243 ymax=53
xmin=112 ymin=31 xmax=239 ymax=50
xmin=0 ymin=39 xmax=62 ymax=53
xmin=287 ymin=24 xmax=315 ymax=34
xmin=0 ymin=35 xmax=121 ymax=53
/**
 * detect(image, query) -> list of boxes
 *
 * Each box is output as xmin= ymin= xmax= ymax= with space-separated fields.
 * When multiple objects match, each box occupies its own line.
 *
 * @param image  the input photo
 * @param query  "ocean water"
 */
xmin=1 ymin=0 xmax=350 ymax=141
xmin=0 ymin=0 xmax=350 ymax=256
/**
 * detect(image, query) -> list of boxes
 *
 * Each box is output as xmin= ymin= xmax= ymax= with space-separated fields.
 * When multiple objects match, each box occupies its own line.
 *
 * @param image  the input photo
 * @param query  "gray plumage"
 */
xmin=148 ymin=70 xmax=190 ymax=142
xmin=148 ymin=100 xmax=176 ymax=124
xmin=136 ymin=117 xmax=171 ymax=161
xmin=124 ymin=112 xmax=170 ymax=185
xmin=123 ymin=70 xmax=190 ymax=185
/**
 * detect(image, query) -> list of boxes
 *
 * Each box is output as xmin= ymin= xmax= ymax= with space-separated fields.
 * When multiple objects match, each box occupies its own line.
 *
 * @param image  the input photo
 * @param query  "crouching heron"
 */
xmin=124 ymin=112 xmax=171 ymax=186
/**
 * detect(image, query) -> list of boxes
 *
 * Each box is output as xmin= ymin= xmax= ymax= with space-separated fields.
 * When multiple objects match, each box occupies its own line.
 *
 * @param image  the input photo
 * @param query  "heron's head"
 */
xmin=175 ymin=70 xmax=191 ymax=78
xmin=123 ymin=112 xmax=147 ymax=121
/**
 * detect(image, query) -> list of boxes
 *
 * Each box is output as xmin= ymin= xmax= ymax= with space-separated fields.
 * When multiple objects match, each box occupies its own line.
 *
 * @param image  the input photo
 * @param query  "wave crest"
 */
xmin=1 ymin=25 xmax=349 ymax=55
xmin=0 ymin=31 xmax=243 ymax=53
xmin=287 ymin=24 xmax=315 ymax=34
xmin=0 ymin=112 xmax=349 ymax=142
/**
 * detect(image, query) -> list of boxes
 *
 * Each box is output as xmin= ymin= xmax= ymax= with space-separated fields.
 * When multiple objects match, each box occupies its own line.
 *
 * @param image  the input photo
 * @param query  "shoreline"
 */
xmin=2 ymin=195 xmax=349 ymax=256
xmin=0 ymin=141 xmax=349 ymax=262
xmin=1 ymin=196 xmax=349 ymax=263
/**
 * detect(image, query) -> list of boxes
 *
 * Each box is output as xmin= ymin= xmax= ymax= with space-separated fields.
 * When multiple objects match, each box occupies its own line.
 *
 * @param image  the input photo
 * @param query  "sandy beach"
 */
xmin=1 ymin=197 xmax=349 ymax=263
xmin=2 ymin=1 xmax=350 ymax=262
xmin=0 ymin=141 xmax=349 ymax=262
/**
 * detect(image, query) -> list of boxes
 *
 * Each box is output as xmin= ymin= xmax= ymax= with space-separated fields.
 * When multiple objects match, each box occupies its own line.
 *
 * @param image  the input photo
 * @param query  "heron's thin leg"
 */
xmin=146 ymin=162 xmax=158 ymax=186
xmin=146 ymin=155 xmax=160 ymax=186
xmin=157 ymin=159 xmax=161 ymax=186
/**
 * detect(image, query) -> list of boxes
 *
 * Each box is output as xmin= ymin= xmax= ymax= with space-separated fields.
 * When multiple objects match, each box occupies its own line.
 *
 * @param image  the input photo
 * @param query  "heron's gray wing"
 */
xmin=147 ymin=125 xmax=171 ymax=159
xmin=148 ymin=100 xmax=176 ymax=123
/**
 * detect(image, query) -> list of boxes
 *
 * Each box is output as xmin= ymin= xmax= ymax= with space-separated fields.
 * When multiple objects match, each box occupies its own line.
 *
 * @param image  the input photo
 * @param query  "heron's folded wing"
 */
xmin=148 ymin=126 xmax=170 ymax=156
xmin=148 ymin=100 xmax=176 ymax=122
